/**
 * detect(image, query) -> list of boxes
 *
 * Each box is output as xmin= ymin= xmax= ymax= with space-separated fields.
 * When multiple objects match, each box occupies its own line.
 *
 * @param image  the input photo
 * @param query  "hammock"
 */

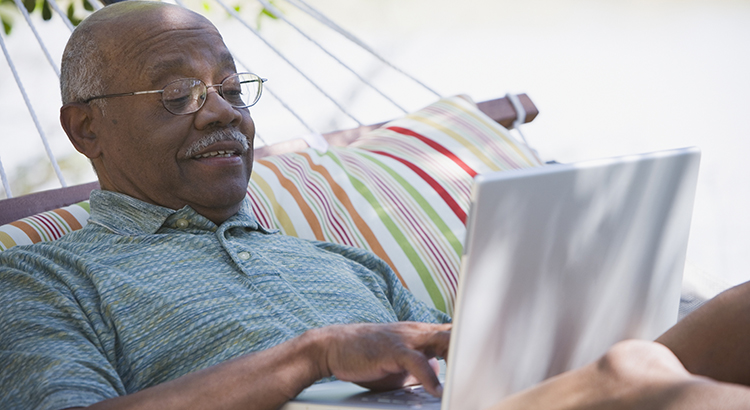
xmin=0 ymin=0 xmax=727 ymax=330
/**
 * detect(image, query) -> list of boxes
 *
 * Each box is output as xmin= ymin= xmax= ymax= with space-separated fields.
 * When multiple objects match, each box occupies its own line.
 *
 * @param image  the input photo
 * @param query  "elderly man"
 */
xmin=0 ymin=2 xmax=450 ymax=409
xmin=4 ymin=2 xmax=750 ymax=410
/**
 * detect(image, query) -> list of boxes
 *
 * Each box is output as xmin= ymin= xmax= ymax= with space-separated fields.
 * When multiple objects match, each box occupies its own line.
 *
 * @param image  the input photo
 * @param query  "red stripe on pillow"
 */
xmin=32 ymin=214 xmax=64 ymax=240
xmin=386 ymin=126 xmax=478 ymax=178
xmin=245 ymin=190 xmax=275 ymax=230
xmin=371 ymin=150 xmax=467 ymax=224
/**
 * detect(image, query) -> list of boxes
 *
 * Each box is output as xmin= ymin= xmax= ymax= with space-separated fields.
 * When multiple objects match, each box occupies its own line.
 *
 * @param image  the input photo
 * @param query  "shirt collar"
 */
xmin=87 ymin=190 xmax=271 ymax=235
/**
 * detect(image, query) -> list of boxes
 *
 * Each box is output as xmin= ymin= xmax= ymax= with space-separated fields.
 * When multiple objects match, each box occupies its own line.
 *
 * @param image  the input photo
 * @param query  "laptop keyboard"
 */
xmin=358 ymin=385 xmax=441 ymax=407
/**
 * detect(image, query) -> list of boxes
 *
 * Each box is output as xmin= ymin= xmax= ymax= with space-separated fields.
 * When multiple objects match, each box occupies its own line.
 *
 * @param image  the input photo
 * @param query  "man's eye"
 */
xmin=164 ymin=95 xmax=193 ymax=110
xmin=165 ymin=93 xmax=190 ymax=102
xmin=222 ymin=87 xmax=244 ymax=104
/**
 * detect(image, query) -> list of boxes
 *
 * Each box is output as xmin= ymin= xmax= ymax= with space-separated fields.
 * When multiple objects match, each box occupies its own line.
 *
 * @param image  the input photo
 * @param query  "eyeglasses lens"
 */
xmin=160 ymin=74 xmax=262 ymax=115
xmin=163 ymin=79 xmax=205 ymax=115
xmin=224 ymin=73 xmax=262 ymax=108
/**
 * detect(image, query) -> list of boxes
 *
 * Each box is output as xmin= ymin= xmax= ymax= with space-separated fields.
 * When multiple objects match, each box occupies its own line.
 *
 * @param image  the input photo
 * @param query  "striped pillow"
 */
xmin=248 ymin=95 xmax=542 ymax=313
xmin=0 ymin=95 xmax=542 ymax=313
xmin=0 ymin=202 xmax=90 ymax=250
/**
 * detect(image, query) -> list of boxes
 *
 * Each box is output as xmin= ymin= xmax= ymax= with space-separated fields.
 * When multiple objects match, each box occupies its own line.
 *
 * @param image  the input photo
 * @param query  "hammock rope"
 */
xmin=255 ymin=0 xmax=408 ymax=114
xmin=232 ymin=54 xmax=319 ymax=137
xmin=285 ymin=0 xmax=442 ymax=99
xmin=46 ymin=0 xmax=76 ymax=32
xmin=0 ymin=30 xmax=67 ymax=196
xmin=11 ymin=0 xmax=61 ymax=77
xmin=212 ymin=0 xmax=363 ymax=126
xmin=506 ymin=93 xmax=530 ymax=146
xmin=0 ymin=156 xmax=12 ymax=198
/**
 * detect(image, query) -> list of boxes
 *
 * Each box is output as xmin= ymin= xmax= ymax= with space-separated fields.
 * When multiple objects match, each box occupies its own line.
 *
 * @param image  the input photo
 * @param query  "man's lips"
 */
xmin=193 ymin=149 xmax=238 ymax=159
xmin=184 ymin=127 xmax=251 ymax=159
xmin=189 ymin=141 xmax=247 ymax=160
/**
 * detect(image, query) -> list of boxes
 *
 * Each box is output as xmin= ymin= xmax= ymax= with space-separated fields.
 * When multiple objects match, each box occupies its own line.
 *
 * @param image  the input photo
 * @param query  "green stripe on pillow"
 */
xmin=329 ymin=150 xmax=451 ymax=312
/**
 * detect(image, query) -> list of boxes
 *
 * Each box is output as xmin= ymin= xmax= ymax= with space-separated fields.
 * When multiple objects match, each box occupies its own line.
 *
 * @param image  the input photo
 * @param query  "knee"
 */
xmin=597 ymin=340 xmax=692 ymax=385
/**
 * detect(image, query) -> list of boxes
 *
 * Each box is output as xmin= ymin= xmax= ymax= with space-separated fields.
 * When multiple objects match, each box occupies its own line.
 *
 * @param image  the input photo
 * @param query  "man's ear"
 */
xmin=60 ymin=102 xmax=102 ymax=159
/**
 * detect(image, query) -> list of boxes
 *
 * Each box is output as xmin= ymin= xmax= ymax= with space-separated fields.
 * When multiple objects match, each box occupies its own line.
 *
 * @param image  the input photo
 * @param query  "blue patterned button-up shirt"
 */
xmin=0 ymin=190 xmax=449 ymax=410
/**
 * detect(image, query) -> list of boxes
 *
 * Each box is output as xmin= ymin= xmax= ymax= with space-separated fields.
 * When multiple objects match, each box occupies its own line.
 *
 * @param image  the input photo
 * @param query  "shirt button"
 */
xmin=238 ymin=251 xmax=251 ymax=260
xmin=175 ymin=219 xmax=189 ymax=229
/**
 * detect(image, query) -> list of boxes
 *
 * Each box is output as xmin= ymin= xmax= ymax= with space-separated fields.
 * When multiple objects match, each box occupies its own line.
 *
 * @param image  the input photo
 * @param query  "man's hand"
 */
xmin=306 ymin=322 xmax=451 ymax=397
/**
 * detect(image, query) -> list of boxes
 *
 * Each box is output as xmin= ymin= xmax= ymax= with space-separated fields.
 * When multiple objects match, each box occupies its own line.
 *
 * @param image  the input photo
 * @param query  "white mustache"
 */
xmin=185 ymin=128 xmax=250 ymax=158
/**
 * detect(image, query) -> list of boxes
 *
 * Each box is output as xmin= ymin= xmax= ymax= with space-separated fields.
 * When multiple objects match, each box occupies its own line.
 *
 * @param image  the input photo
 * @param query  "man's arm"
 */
xmin=67 ymin=322 xmax=450 ymax=410
xmin=656 ymin=280 xmax=750 ymax=385
xmin=486 ymin=339 xmax=750 ymax=410
xmin=486 ymin=281 xmax=750 ymax=410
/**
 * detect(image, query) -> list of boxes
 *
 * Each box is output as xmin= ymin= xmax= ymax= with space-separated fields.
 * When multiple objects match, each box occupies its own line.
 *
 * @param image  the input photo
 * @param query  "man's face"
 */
xmin=87 ymin=6 xmax=255 ymax=223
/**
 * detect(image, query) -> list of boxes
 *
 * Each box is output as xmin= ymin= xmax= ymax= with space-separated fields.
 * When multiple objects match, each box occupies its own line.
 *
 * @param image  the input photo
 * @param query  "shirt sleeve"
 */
xmin=0 ymin=251 xmax=124 ymax=410
xmin=312 ymin=241 xmax=451 ymax=325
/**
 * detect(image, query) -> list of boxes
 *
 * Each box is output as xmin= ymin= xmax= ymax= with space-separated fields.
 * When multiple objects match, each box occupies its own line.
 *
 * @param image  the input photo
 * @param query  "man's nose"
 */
xmin=193 ymin=88 xmax=242 ymax=129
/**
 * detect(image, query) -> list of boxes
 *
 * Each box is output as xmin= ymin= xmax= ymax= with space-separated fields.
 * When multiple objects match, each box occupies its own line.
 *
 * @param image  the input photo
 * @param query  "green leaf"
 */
xmin=22 ymin=0 xmax=35 ymax=13
xmin=1 ymin=15 xmax=12 ymax=35
xmin=66 ymin=2 xmax=81 ymax=26
xmin=83 ymin=0 xmax=94 ymax=12
xmin=41 ymin=0 xmax=51 ymax=21
xmin=261 ymin=8 xmax=278 ymax=20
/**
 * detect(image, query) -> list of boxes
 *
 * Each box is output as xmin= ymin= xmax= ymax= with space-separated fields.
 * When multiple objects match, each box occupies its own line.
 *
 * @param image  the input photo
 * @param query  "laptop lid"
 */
xmin=282 ymin=147 xmax=701 ymax=410
xmin=442 ymin=147 xmax=701 ymax=410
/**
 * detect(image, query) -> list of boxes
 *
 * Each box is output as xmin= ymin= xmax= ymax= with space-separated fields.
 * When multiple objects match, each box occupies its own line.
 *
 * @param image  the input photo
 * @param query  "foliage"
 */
xmin=1 ymin=0 xmax=93 ymax=35
xmin=0 ymin=0 xmax=281 ymax=36
xmin=256 ymin=0 xmax=280 ymax=28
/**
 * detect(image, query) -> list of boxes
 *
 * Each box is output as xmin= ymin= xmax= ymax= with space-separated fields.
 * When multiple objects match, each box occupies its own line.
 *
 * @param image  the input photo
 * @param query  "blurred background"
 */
xmin=1 ymin=0 xmax=748 ymax=286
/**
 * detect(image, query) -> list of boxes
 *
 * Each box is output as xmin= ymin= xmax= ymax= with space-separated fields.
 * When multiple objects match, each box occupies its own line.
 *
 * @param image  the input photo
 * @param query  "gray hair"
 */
xmin=60 ymin=22 xmax=106 ymax=109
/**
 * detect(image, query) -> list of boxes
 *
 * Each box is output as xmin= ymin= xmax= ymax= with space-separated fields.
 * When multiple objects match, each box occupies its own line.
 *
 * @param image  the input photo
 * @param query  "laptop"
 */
xmin=281 ymin=147 xmax=701 ymax=410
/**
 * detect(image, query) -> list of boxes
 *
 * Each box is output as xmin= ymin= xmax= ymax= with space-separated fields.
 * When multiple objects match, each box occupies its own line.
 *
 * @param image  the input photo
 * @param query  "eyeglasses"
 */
xmin=83 ymin=72 xmax=266 ymax=115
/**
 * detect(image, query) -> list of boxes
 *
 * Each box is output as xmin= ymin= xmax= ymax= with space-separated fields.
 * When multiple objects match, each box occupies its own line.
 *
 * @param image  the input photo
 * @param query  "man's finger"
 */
xmin=397 ymin=349 xmax=444 ymax=397
xmin=419 ymin=326 xmax=451 ymax=359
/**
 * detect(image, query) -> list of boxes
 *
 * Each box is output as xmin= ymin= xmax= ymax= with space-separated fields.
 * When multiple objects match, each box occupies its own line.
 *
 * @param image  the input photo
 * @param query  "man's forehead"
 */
xmin=145 ymin=50 xmax=237 ymax=84
xmin=84 ymin=2 xmax=235 ymax=83
xmin=86 ymin=1 xmax=223 ymax=54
